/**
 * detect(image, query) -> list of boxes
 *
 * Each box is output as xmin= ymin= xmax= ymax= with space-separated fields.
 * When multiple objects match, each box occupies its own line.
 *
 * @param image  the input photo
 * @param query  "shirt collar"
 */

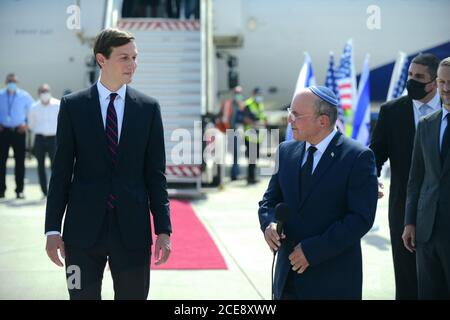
xmin=97 ymin=79 xmax=126 ymax=102
xmin=412 ymin=91 xmax=441 ymax=111
xmin=305 ymin=128 xmax=338 ymax=155
xmin=442 ymin=107 xmax=450 ymax=121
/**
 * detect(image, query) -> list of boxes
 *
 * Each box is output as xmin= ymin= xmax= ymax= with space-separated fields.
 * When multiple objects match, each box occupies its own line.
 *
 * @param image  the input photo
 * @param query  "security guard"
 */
xmin=243 ymin=87 xmax=267 ymax=184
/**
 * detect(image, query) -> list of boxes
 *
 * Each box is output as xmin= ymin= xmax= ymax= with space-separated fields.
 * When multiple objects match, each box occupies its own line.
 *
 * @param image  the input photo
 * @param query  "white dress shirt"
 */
xmin=96 ymin=80 xmax=126 ymax=142
xmin=412 ymin=92 xmax=441 ymax=128
xmin=441 ymin=107 xmax=449 ymax=150
xmin=301 ymin=128 xmax=338 ymax=174
xmin=46 ymin=81 xmax=127 ymax=237
xmin=28 ymin=97 xmax=60 ymax=136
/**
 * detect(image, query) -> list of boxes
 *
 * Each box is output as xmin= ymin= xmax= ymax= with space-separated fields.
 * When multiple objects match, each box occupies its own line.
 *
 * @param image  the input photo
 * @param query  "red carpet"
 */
xmin=151 ymin=200 xmax=228 ymax=270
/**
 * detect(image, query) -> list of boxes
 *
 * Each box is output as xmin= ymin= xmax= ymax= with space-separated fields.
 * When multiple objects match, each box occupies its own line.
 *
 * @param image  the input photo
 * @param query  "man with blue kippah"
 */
xmin=258 ymin=86 xmax=378 ymax=299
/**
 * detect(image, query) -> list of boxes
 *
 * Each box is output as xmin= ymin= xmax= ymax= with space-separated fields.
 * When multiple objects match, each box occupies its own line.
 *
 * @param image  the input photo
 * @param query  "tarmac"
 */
xmin=0 ymin=157 xmax=395 ymax=300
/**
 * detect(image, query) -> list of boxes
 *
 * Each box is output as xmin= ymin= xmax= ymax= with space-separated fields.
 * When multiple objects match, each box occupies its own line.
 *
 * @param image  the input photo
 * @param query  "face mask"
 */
xmin=40 ymin=92 xmax=51 ymax=103
xmin=234 ymin=94 xmax=242 ymax=102
xmin=6 ymin=82 xmax=17 ymax=92
xmin=255 ymin=95 xmax=263 ymax=104
xmin=406 ymin=78 xmax=433 ymax=100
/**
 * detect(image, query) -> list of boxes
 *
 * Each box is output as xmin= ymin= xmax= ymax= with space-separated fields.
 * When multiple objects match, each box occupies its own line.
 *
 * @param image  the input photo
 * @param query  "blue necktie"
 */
xmin=300 ymin=146 xmax=317 ymax=198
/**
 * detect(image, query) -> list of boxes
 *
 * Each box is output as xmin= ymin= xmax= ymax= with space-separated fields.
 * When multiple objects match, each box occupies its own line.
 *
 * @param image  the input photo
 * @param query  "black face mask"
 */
xmin=406 ymin=78 xmax=434 ymax=100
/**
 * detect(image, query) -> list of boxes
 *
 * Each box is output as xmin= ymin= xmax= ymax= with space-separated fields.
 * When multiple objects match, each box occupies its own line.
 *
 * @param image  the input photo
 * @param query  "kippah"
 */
xmin=309 ymin=86 xmax=339 ymax=107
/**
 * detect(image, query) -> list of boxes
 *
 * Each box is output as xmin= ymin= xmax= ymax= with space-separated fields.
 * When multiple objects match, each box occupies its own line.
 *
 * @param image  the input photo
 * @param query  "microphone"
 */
xmin=275 ymin=203 xmax=289 ymax=238
xmin=272 ymin=203 xmax=289 ymax=300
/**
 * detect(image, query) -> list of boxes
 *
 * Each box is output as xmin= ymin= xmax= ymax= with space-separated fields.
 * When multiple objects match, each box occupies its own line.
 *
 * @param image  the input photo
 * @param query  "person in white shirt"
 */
xmin=28 ymin=84 xmax=60 ymax=197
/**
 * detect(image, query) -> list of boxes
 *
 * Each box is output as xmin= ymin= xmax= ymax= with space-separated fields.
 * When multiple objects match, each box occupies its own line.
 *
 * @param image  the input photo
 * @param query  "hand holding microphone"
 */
xmin=264 ymin=203 xmax=289 ymax=253
xmin=267 ymin=203 xmax=289 ymax=300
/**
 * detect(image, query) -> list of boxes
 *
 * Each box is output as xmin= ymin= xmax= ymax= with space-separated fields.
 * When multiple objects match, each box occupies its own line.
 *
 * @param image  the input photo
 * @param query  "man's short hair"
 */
xmin=93 ymin=28 xmax=135 ymax=67
xmin=253 ymin=87 xmax=262 ymax=95
xmin=411 ymin=53 xmax=441 ymax=80
xmin=5 ymin=73 xmax=16 ymax=82
xmin=313 ymin=99 xmax=338 ymax=127
xmin=38 ymin=83 xmax=51 ymax=93
xmin=439 ymin=57 xmax=450 ymax=69
xmin=233 ymin=85 xmax=243 ymax=93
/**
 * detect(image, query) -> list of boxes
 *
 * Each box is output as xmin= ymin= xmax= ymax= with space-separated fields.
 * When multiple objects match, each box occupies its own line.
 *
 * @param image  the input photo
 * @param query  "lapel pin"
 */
xmin=331 ymin=152 xmax=335 ymax=157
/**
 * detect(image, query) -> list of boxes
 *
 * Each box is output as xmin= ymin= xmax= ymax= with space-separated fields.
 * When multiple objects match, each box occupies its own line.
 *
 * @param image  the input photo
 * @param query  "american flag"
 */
xmin=325 ymin=51 xmax=339 ymax=96
xmin=387 ymin=51 xmax=409 ymax=101
xmin=336 ymin=40 xmax=356 ymax=113
xmin=325 ymin=51 xmax=345 ymax=133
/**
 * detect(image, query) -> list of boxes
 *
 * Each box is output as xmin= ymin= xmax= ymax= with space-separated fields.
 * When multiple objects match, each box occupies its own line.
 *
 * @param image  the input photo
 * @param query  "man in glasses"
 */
xmin=258 ymin=86 xmax=378 ymax=299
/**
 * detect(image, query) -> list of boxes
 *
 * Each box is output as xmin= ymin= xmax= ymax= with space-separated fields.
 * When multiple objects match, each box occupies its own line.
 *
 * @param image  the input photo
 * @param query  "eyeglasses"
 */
xmin=437 ymin=78 xmax=450 ymax=86
xmin=287 ymin=107 xmax=314 ymax=122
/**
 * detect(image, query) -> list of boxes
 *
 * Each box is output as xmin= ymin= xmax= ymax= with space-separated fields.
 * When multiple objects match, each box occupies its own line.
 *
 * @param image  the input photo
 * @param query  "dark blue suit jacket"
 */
xmin=258 ymin=132 xmax=378 ymax=299
xmin=45 ymin=85 xmax=172 ymax=250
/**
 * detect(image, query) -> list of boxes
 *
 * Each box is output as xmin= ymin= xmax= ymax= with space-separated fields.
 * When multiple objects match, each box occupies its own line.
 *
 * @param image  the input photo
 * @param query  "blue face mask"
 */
xmin=6 ymin=82 xmax=17 ymax=92
xmin=255 ymin=95 xmax=263 ymax=104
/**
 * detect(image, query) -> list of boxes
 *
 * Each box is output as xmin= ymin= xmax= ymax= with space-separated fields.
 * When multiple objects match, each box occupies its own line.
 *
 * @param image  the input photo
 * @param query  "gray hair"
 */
xmin=439 ymin=57 xmax=450 ymax=68
xmin=313 ymin=98 xmax=338 ymax=127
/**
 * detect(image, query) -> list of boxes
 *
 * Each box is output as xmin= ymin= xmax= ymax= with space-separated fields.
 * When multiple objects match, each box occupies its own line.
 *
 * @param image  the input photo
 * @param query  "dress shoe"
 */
xmin=16 ymin=192 xmax=25 ymax=199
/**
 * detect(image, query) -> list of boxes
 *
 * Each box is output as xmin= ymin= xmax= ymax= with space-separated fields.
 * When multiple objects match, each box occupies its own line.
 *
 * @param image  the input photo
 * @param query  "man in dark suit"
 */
xmin=403 ymin=57 xmax=450 ymax=299
xmin=45 ymin=29 xmax=172 ymax=300
xmin=259 ymin=86 xmax=378 ymax=299
xmin=370 ymin=53 xmax=441 ymax=299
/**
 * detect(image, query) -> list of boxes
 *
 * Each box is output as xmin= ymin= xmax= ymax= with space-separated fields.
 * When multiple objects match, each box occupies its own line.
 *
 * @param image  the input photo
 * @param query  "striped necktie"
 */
xmin=106 ymin=92 xmax=118 ymax=209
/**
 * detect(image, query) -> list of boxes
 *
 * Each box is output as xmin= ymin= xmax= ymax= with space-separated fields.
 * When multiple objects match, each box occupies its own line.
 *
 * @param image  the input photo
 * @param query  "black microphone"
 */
xmin=272 ymin=203 xmax=289 ymax=300
xmin=275 ymin=203 xmax=289 ymax=237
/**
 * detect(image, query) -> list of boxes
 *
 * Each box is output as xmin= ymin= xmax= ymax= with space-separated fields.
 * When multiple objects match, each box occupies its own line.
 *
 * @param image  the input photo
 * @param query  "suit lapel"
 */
xmin=289 ymin=142 xmax=304 ymax=210
xmin=442 ymin=149 xmax=450 ymax=177
xmin=299 ymin=132 xmax=343 ymax=210
xmin=404 ymin=97 xmax=416 ymax=142
xmin=117 ymin=88 xmax=138 ymax=166
xmin=437 ymin=111 xmax=450 ymax=176
xmin=423 ymin=110 xmax=442 ymax=177
xmin=88 ymin=85 xmax=110 ymax=164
